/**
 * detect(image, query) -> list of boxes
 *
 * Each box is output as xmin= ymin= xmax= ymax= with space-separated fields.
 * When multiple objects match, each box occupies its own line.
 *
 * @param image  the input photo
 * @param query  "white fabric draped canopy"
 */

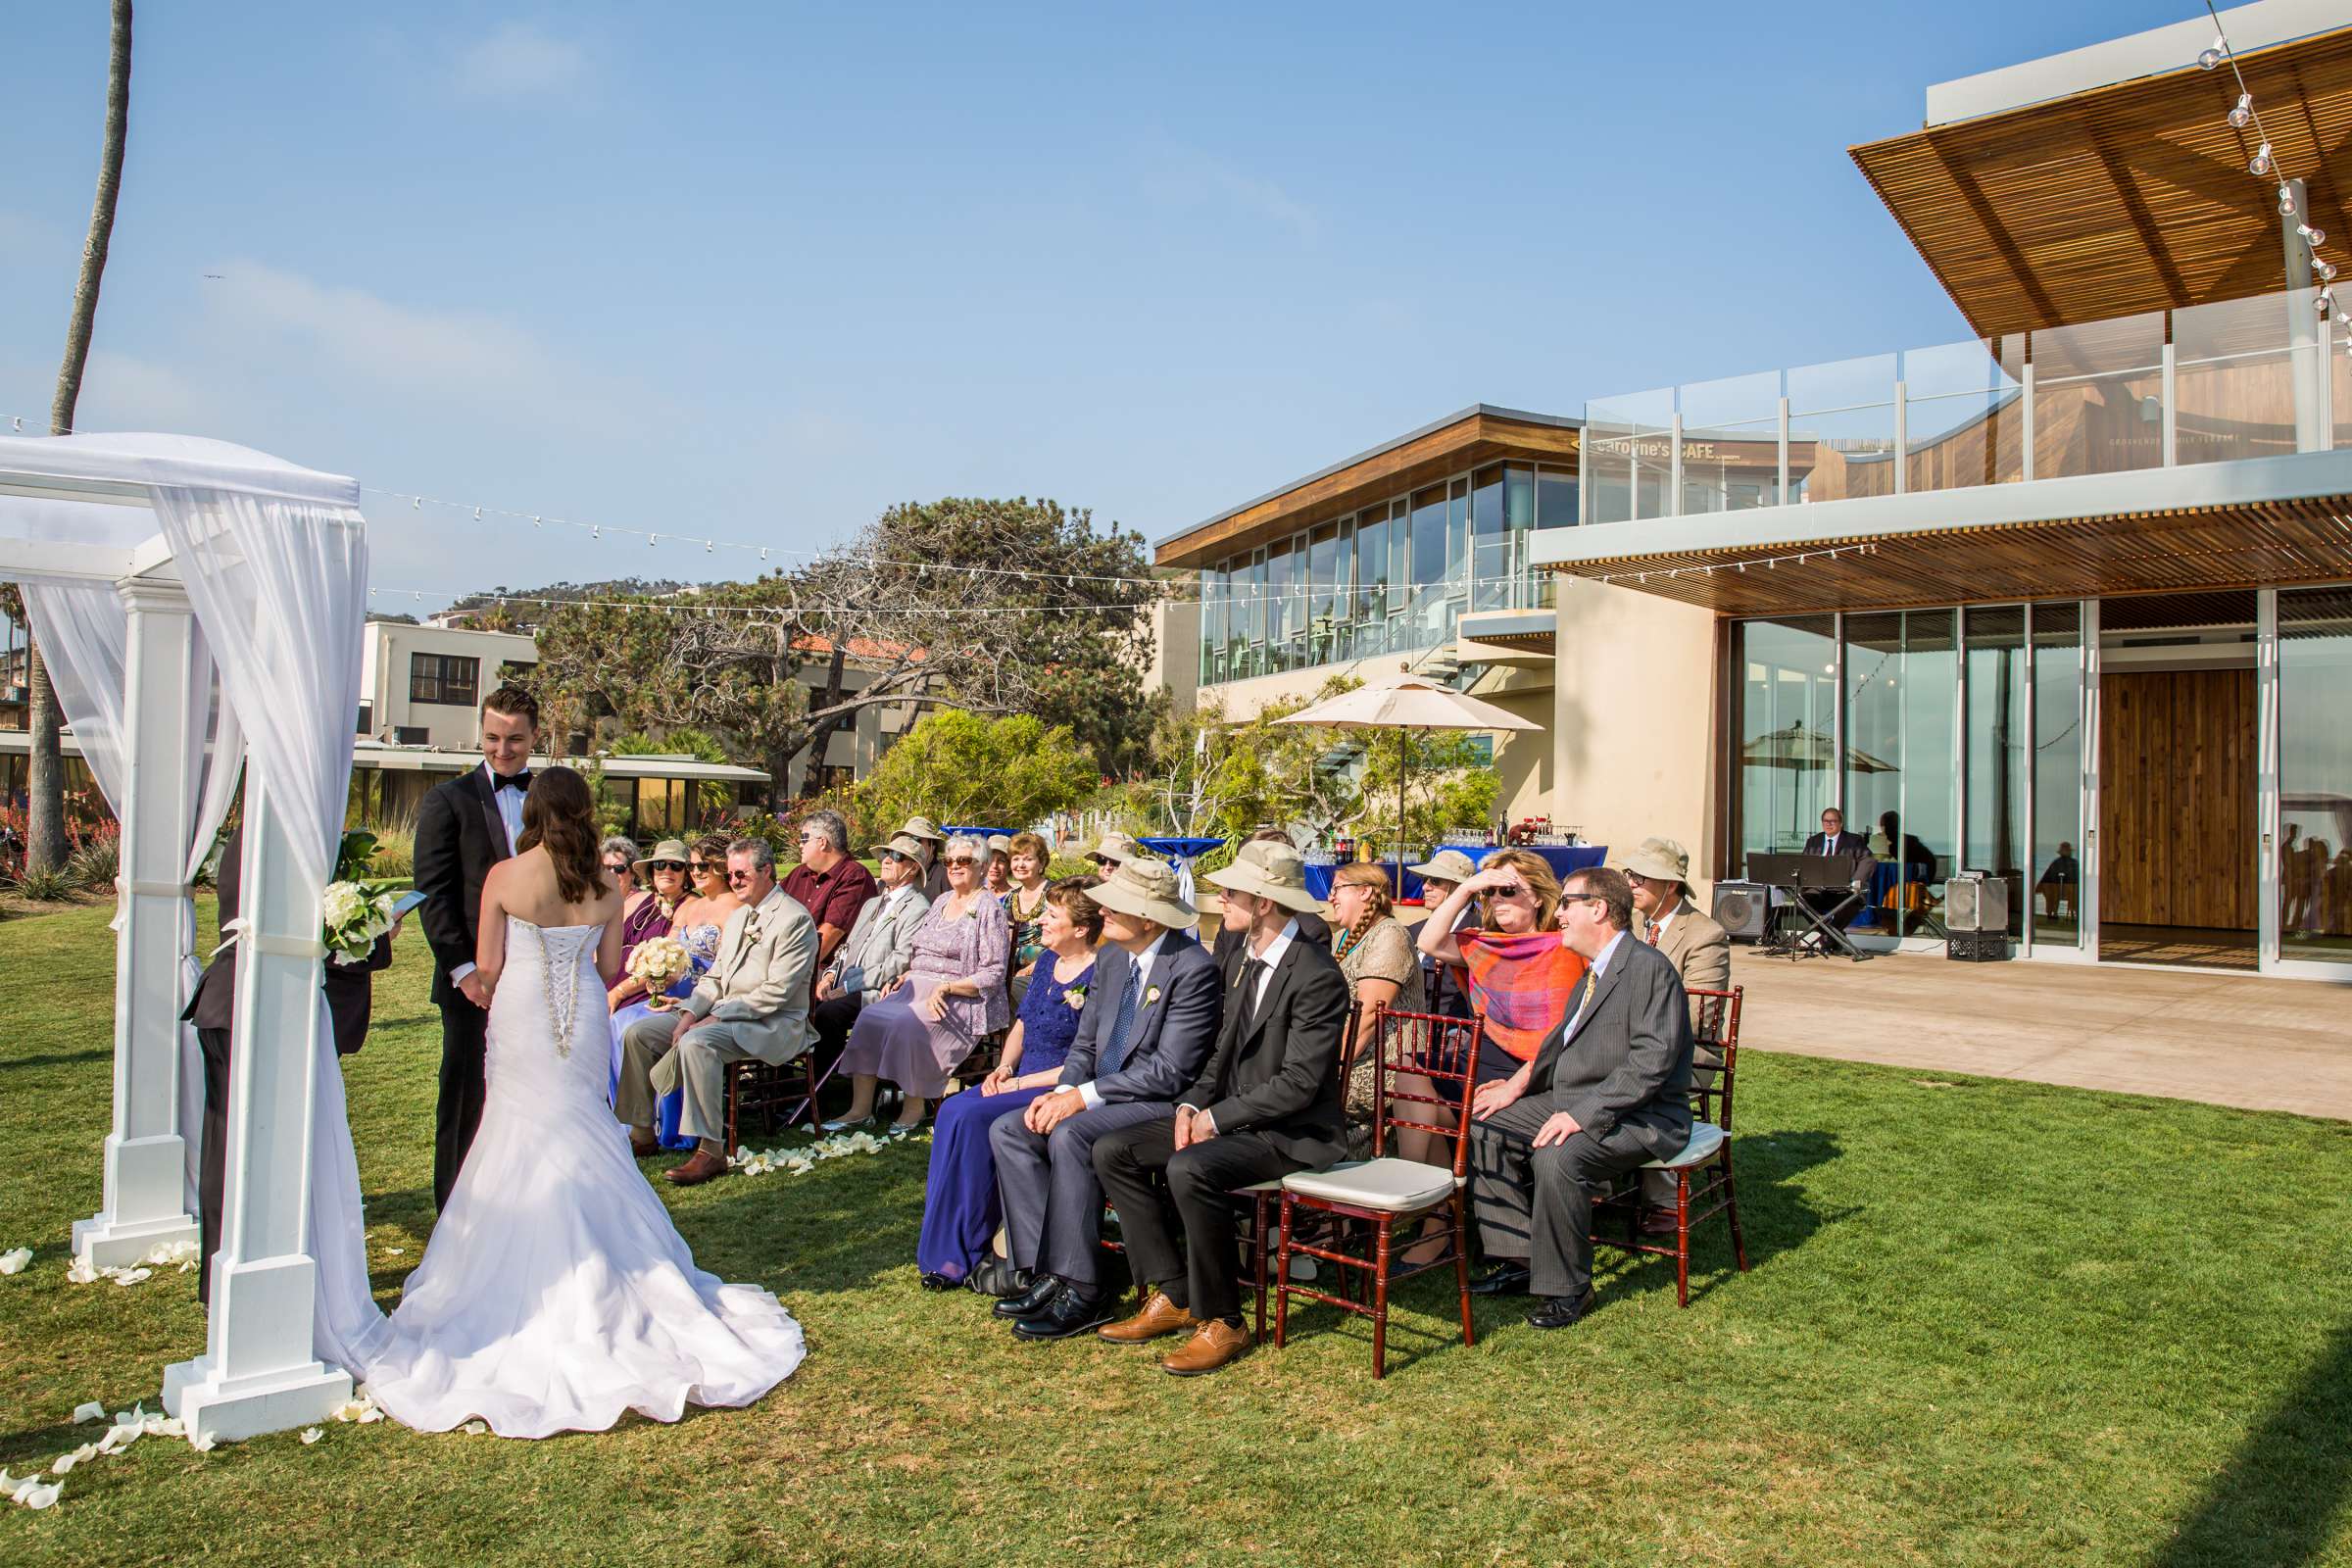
xmin=0 ymin=432 xmax=383 ymax=1380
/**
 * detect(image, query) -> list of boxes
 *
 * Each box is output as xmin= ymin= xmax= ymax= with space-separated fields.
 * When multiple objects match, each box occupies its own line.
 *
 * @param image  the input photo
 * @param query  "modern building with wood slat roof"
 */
xmin=1161 ymin=0 xmax=2352 ymax=983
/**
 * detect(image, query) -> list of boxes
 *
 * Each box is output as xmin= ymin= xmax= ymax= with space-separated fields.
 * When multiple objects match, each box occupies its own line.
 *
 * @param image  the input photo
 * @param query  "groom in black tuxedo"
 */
xmin=414 ymin=685 xmax=540 ymax=1211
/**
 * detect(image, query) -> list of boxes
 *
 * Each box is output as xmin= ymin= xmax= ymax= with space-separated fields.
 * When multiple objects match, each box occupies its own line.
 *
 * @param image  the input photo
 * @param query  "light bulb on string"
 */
xmin=2199 ymin=37 xmax=2225 ymax=69
xmin=2251 ymin=142 xmax=2273 ymax=176
xmin=2229 ymin=93 xmax=2255 ymax=130
xmin=2280 ymin=186 xmax=2299 ymax=217
xmin=2321 ymin=261 xmax=2338 ymax=282
xmin=2309 ymin=226 xmax=2328 ymax=248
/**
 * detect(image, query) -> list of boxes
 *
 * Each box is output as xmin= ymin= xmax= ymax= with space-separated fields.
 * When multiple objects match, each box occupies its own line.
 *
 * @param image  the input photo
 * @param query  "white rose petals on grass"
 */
xmin=0 ymin=1246 xmax=30 ymax=1275
xmin=4 ymin=1468 xmax=64 ymax=1512
xmin=61 ymin=1237 xmax=199 ymax=1289
xmin=73 ymin=1401 xmax=105 ymax=1424
xmin=730 ymin=1126 xmax=915 ymax=1178
xmin=299 ymin=1428 xmax=323 ymax=1446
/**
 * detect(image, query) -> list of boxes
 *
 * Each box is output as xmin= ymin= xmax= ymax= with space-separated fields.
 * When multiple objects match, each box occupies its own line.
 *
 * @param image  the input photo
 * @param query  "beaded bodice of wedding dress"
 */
xmin=358 ymin=917 xmax=805 ymax=1439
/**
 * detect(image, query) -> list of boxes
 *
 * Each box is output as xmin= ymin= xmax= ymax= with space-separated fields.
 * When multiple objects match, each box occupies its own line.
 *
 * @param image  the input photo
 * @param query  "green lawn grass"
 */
xmin=2 ymin=899 xmax=2348 ymax=1566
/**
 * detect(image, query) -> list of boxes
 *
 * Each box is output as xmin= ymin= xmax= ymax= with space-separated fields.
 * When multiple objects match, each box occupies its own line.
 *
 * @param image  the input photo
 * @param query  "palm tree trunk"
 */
xmin=27 ymin=0 xmax=132 ymax=876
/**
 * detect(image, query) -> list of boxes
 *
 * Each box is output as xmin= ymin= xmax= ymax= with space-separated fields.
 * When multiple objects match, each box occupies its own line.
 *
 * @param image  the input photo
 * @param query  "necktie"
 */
xmin=1237 ymin=956 xmax=1269 ymax=1034
xmin=1543 ymin=973 xmax=1599 ymax=1092
xmin=496 ymin=769 xmax=531 ymax=793
xmin=1099 ymin=965 xmax=1143 ymax=1075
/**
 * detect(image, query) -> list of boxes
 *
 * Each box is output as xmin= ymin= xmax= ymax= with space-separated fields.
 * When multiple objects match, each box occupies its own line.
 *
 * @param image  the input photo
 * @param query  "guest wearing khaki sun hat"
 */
xmin=989 ymin=856 xmax=1222 ymax=1342
xmin=1089 ymin=831 xmax=1149 ymax=871
xmin=1092 ymin=838 xmax=1351 ymax=1375
xmin=1406 ymin=849 xmax=1480 ymax=1019
xmin=1620 ymin=835 xmax=1732 ymax=1232
xmin=899 ymin=815 xmax=950 ymax=900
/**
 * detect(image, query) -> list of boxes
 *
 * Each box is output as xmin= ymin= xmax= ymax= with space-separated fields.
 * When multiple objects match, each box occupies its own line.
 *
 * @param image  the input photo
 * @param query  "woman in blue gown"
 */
xmin=915 ymin=876 xmax=1102 ymax=1289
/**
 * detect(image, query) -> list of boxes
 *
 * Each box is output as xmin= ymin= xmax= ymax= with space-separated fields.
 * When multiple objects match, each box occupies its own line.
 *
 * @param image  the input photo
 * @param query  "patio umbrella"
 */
xmin=1275 ymin=665 xmax=1540 ymax=889
xmin=1740 ymin=722 xmax=1896 ymax=841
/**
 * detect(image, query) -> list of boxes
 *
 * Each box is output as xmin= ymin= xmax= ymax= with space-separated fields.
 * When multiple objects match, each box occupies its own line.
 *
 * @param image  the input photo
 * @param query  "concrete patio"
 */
xmin=1728 ymin=948 xmax=2352 ymax=1121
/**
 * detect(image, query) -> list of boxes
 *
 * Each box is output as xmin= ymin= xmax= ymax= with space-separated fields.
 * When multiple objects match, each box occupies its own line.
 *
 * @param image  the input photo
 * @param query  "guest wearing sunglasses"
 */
xmin=829 ymin=833 xmax=1010 ymax=1131
xmin=604 ymin=838 xmax=687 ymax=1013
xmin=608 ymin=837 xmax=741 ymax=1152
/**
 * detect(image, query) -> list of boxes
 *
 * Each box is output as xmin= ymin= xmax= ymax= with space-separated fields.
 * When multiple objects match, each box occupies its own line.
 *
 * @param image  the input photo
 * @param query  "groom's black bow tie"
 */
xmin=494 ymin=769 xmax=532 ymax=793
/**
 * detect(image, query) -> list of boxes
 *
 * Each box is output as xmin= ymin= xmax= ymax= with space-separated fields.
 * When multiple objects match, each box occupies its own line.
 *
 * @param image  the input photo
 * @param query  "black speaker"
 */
xmin=1712 ymin=880 xmax=1768 ymax=941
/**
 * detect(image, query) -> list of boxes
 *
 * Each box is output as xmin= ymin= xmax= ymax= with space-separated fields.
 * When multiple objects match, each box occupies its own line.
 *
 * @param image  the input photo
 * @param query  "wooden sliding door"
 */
xmin=2098 ymin=667 xmax=2257 ymax=929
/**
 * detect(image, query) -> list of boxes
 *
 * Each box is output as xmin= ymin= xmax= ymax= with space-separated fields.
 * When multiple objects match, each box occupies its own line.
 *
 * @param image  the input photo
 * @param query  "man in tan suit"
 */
xmin=1622 ymin=837 xmax=1732 ymax=1228
xmin=617 ymin=837 xmax=818 ymax=1186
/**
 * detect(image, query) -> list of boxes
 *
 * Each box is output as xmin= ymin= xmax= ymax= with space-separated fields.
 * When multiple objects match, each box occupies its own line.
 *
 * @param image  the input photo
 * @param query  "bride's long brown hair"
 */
xmin=517 ymin=765 xmax=608 ymax=905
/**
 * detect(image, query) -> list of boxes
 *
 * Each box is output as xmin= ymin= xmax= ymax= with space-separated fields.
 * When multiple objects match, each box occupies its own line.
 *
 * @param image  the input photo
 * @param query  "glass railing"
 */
xmin=1586 ymin=283 xmax=2342 ymax=524
xmin=1200 ymin=550 xmax=1559 ymax=686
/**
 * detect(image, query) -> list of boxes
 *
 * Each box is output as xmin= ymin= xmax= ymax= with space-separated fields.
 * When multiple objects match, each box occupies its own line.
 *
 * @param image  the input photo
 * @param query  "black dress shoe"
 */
xmin=1526 ymin=1288 xmax=1598 ymax=1330
xmin=993 ymin=1274 xmax=1062 ymax=1319
xmin=1468 ymin=1262 xmax=1533 ymax=1298
xmin=918 ymin=1271 xmax=955 ymax=1292
xmin=973 ymin=1259 xmax=1032 ymax=1299
xmin=1011 ymin=1289 xmax=1115 ymax=1341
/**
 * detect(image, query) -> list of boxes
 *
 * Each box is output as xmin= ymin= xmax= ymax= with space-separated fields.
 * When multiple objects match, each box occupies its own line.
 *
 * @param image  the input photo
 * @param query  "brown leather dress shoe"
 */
xmin=1158 ymin=1319 xmax=1250 ymax=1376
xmin=1098 ymin=1290 xmax=1199 ymax=1344
xmin=629 ymin=1132 xmax=662 ymax=1159
xmin=664 ymin=1149 xmax=730 ymax=1186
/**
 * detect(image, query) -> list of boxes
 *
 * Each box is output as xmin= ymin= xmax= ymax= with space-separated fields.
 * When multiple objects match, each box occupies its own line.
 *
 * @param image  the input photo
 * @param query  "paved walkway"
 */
xmin=1727 ymin=949 xmax=2352 ymax=1120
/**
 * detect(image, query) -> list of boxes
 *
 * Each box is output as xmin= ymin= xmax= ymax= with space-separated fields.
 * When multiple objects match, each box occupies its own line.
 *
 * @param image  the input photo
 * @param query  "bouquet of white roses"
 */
xmin=321 ymin=880 xmax=402 ymax=966
xmin=628 ymin=935 xmax=694 ymax=1003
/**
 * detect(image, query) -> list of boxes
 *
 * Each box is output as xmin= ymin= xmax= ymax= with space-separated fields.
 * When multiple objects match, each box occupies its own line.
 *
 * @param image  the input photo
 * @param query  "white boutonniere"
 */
xmin=1064 ymin=985 xmax=1087 ymax=1011
xmin=1145 ymin=984 xmax=1162 ymax=1005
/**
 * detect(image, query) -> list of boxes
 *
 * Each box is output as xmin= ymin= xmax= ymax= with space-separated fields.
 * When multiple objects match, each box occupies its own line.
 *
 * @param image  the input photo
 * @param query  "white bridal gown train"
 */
xmin=360 ymin=918 xmax=805 ymax=1438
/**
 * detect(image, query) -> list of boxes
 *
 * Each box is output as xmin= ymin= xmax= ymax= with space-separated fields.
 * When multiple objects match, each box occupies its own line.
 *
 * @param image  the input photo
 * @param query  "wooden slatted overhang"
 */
xmin=1153 ymin=405 xmax=1581 ymax=569
xmin=1542 ymin=495 xmax=2352 ymax=615
xmin=1851 ymin=24 xmax=2352 ymax=341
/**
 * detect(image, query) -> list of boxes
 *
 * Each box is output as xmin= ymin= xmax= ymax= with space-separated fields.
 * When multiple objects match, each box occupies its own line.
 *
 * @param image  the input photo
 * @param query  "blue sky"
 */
xmin=2 ymin=2 xmax=2183 ymax=608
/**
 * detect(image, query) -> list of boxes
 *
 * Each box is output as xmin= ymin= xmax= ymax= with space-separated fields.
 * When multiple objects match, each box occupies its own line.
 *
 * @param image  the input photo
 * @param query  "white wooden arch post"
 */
xmin=0 ymin=433 xmax=374 ymax=1444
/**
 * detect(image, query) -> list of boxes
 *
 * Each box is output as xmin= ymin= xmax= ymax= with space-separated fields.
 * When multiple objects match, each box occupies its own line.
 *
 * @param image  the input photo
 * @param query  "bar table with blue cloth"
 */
xmin=1136 ymin=836 xmax=1226 ymax=908
xmin=946 ymin=826 xmax=1014 ymax=841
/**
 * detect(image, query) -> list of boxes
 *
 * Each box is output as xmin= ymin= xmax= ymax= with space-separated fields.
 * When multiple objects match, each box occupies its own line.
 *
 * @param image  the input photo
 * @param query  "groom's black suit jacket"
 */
xmin=414 ymin=763 xmax=515 ymax=1007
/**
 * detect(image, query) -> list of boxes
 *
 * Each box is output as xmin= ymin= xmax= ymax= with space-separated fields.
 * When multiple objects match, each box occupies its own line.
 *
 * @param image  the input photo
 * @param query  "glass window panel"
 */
xmin=1471 ymin=466 xmax=1509 ymax=612
xmin=1352 ymin=512 xmax=1388 ymax=658
xmin=1788 ymin=353 xmax=1897 ymax=505
xmin=1585 ymin=387 xmax=1673 ymax=523
xmin=2174 ymin=288 xmax=2312 ymax=466
xmin=1535 ymin=463 xmax=1578 ymax=530
xmin=1904 ymin=336 xmax=2026 ymax=493
xmin=2278 ymin=586 xmax=2352 ymax=960
xmin=1234 ymin=553 xmax=1263 ymax=679
xmin=1844 ymin=611 xmax=1956 ymax=931
xmin=1679 ymin=370 xmax=1783 ymax=514
xmin=1198 ymin=566 xmax=1226 ymax=686
xmin=1266 ymin=538 xmax=1299 ymax=672
xmin=1409 ymin=484 xmax=1447 ymax=603
xmin=1734 ymin=615 xmax=1840 ymax=870
xmin=2029 ymin=603 xmax=2083 ymax=949
xmin=1963 ymin=605 xmax=2028 ymax=936
xmin=1446 ymin=478 xmax=1469 ymax=589
xmin=1307 ymin=522 xmax=1341 ymax=667
xmin=1385 ymin=499 xmax=1408 ymax=619
xmin=2029 ymin=310 xmax=2165 ymax=479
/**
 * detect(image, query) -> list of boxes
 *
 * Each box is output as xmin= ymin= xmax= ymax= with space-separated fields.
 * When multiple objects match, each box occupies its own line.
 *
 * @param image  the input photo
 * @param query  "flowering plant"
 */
xmin=628 ymin=935 xmax=694 ymax=1000
xmin=322 ymin=880 xmax=402 ymax=966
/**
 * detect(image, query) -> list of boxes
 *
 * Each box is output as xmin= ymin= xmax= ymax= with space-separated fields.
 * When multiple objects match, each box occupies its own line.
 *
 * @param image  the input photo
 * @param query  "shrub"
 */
xmin=67 ymin=835 xmax=119 ymax=893
xmin=16 ymin=865 xmax=80 ymax=902
xmin=368 ymin=824 xmax=416 ymax=879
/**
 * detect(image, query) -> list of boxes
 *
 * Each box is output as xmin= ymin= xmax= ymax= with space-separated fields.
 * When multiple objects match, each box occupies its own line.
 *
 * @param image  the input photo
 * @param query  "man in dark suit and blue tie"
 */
xmin=412 ymin=685 xmax=539 ymax=1211
xmin=1466 ymin=866 xmax=1694 ymax=1329
xmin=991 ymin=858 xmax=1221 ymax=1340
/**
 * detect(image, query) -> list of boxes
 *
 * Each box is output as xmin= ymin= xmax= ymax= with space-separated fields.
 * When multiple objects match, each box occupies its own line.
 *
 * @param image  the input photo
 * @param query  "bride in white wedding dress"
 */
xmin=360 ymin=766 xmax=805 ymax=1438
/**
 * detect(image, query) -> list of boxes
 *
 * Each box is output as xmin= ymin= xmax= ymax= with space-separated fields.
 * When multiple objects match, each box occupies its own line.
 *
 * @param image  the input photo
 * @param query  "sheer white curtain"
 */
xmin=19 ymin=578 xmax=245 ymax=1210
xmin=152 ymin=482 xmax=385 ymax=1373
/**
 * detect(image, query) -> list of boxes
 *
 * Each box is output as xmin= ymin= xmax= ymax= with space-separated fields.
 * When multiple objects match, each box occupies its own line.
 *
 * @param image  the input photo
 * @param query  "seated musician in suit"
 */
xmin=1091 ymin=841 xmax=1350 ymax=1376
xmin=989 ymin=858 xmax=1221 ymax=1340
xmin=1796 ymin=807 xmax=1875 ymax=928
xmin=1467 ymin=867 xmax=1693 ymax=1330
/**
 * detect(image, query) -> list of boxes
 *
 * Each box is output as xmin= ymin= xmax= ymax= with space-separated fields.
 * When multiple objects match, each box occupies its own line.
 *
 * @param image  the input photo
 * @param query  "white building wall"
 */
xmin=363 ymin=623 xmax=539 ymax=749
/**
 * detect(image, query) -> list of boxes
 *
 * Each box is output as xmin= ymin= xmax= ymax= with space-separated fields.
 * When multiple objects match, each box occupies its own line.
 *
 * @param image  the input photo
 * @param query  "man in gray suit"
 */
xmin=616 ymin=838 xmax=818 ymax=1186
xmin=991 ymin=858 xmax=1222 ymax=1339
xmin=1467 ymin=865 xmax=1694 ymax=1329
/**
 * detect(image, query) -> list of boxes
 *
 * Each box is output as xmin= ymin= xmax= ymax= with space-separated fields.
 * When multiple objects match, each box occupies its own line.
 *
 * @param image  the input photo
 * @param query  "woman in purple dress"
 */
xmin=915 ymin=876 xmax=1102 ymax=1289
xmin=603 ymin=838 xmax=687 ymax=1012
xmin=830 ymin=833 xmax=1011 ymax=1130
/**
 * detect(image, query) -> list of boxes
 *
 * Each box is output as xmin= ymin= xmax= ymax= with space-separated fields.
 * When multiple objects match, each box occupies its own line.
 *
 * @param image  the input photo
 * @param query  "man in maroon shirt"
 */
xmin=781 ymin=808 xmax=879 ymax=968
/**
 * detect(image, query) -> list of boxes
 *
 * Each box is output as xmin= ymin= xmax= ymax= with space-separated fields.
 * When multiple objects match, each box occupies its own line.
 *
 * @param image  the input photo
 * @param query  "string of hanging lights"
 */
xmin=2196 ymin=2 xmax=2351 ymax=344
